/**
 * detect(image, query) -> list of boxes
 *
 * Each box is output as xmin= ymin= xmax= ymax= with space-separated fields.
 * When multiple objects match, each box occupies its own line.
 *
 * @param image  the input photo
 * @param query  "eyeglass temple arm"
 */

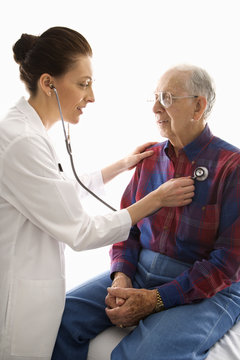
xmin=171 ymin=95 xmax=198 ymax=99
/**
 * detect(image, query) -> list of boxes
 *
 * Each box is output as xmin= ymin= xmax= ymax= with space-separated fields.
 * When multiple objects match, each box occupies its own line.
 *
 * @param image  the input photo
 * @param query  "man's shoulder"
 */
xmin=147 ymin=140 xmax=168 ymax=153
xmin=213 ymin=136 xmax=239 ymax=154
xmin=212 ymin=137 xmax=240 ymax=168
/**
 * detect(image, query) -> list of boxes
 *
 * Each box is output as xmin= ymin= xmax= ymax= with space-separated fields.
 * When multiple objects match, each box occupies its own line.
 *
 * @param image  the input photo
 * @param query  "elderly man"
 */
xmin=52 ymin=65 xmax=240 ymax=360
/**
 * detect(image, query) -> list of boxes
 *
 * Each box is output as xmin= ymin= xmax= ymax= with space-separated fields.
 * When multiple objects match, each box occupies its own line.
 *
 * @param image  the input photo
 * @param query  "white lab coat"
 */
xmin=0 ymin=97 xmax=131 ymax=360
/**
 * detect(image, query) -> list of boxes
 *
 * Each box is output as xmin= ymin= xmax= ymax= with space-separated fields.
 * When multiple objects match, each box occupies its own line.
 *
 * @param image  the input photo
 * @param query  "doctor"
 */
xmin=0 ymin=26 xmax=194 ymax=360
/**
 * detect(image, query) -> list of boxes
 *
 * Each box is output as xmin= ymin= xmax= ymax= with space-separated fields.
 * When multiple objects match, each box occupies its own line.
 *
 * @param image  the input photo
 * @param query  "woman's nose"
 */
xmin=86 ymin=87 xmax=95 ymax=103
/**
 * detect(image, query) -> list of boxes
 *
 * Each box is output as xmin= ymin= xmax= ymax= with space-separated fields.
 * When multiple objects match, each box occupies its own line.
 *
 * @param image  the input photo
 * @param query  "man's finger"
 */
xmin=107 ymin=287 xmax=129 ymax=299
xmin=116 ymin=297 xmax=125 ymax=306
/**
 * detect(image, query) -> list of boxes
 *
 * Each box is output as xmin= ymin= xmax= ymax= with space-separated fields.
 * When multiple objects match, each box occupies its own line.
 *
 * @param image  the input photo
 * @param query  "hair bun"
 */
xmin=13 ymin=33 xmax=38 ymax=64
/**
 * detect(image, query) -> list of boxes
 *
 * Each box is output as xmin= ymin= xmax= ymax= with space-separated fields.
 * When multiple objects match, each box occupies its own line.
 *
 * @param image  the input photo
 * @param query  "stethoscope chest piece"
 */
xmin=192 ymin=166 xmax=209 ymax=181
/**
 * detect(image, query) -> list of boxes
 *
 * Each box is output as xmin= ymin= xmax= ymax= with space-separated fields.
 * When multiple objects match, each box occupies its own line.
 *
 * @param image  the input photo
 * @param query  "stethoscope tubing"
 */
xmin=53 ymin=86 xmax=117 ymax=211
xmin=67 ymin=140 xmax=117 ymax=211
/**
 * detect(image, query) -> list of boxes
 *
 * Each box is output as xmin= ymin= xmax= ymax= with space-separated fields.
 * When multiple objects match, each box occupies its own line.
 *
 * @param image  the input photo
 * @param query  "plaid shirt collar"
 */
xmin=164 ymin=124 xmax=214 ymax=162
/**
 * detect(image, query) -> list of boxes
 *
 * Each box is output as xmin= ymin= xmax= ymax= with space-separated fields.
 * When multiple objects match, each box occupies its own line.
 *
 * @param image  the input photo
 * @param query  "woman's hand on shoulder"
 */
xmin=101 ymin=141 xmax=157 ymax=184
xmin=124 ymin=141 xmax=158 ymax=170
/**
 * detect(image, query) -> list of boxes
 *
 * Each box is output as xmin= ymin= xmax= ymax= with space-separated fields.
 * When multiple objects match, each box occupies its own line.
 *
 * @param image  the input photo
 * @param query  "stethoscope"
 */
xmin=192 ymin=166 xmax=209 ymax=181
xmin=51 ymin=84 xmax=209 ymax=212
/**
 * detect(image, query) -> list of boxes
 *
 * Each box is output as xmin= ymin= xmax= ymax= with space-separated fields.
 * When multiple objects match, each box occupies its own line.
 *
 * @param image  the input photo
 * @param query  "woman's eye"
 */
xmin=79 ymin=80 xmax=92 ymax=89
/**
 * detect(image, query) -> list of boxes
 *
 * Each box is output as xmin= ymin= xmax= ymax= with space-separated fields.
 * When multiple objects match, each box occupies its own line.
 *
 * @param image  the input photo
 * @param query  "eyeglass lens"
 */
xmin=159 ymin=92 xmax=172 ymax=108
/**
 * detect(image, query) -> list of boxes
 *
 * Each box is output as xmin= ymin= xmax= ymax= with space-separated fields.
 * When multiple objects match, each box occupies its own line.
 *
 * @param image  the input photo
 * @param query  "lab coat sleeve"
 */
xmin=75 ymin=170 xmax=106 ymax=200
xmin=1 ymin=134 xmax=131 ymax=251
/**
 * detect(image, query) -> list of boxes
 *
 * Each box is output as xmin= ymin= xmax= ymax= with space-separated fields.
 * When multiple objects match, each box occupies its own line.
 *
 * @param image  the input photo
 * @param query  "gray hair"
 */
xmin=172 ymin=64 xmax=216 ymax=119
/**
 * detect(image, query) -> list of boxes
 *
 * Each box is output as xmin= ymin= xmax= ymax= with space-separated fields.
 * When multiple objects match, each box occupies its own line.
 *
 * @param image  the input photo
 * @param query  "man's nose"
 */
xmin=153 ymin=99 xmax=165 ymax=113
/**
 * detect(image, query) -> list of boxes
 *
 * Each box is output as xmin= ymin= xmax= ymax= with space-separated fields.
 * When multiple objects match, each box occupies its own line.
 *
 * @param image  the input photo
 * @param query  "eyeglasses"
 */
xmin=149 ymin=91 xmax=198 ymax=108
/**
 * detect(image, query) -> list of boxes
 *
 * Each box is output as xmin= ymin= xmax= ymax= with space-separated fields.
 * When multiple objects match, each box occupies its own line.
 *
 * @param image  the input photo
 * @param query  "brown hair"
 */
xmin=12 ymin=26 xmax=92 ymax=94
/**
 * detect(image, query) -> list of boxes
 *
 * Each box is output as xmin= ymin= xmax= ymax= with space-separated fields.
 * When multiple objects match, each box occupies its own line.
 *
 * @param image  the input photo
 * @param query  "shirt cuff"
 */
xmin=110 ymin=262 xmax=136 ymax=281
xmin=157 ymin=282 xmax=185 ymax=309
xmin=116 ymin=209 xmax=132 ymax=240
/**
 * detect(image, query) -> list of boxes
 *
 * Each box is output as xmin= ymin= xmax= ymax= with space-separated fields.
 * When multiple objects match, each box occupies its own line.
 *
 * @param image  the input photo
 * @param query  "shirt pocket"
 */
xmin=10 ymin=278 xmax=65 ymax=357
xmin=177 ymin=203 xmax=220 ymax=257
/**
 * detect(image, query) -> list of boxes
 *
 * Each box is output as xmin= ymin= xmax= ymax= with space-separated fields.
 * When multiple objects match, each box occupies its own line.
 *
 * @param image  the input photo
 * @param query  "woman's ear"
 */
xmin=39 ymin=73 xmax=54 ymax=96
xmin=193 ymin=96 xmax=207 ymax=121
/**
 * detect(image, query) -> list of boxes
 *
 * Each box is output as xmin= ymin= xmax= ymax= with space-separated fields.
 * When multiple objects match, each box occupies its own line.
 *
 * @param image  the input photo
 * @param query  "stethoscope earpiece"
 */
xmin=192 ymin=166 xmax=209 ymax=181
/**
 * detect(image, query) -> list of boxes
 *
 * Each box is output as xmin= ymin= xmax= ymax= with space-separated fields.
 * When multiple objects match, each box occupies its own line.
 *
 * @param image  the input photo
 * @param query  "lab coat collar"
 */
xmin=15 ymin=97 xmax=48 ymax=137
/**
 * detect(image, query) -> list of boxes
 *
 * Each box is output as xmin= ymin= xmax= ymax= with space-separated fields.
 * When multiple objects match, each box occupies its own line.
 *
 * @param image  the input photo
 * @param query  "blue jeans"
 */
xmin=52 ymin=250 xmax=240 ymax=360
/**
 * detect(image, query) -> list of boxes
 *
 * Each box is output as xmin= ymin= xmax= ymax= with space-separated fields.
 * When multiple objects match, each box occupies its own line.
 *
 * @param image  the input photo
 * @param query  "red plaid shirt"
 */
xmin=110 ymin=125 xmax=240 ymax=309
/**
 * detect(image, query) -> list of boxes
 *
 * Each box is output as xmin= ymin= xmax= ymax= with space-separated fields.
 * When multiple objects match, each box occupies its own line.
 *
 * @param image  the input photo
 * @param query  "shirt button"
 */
xmin=163 ymin=226 xmax=168 ymax=230
xmin=202 ymin=206 xmax=206 ymax=211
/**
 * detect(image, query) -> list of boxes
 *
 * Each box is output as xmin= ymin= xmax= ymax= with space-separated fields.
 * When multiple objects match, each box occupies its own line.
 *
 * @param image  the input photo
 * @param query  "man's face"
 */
xmin=152 ymin=70 xmax=197 ymax=145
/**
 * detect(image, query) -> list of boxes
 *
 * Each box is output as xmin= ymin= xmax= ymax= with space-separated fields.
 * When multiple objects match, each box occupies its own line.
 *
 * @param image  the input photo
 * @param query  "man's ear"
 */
xmin=193 ymin=96 xmax=207 ymax=121
xmin=39 ymin=73 xmax=54 ymax=96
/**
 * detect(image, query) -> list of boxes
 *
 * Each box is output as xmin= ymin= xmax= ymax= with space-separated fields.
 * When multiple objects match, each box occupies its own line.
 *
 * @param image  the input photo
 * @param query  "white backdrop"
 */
xmin=1 ymin=0 xmax=239 ymax=290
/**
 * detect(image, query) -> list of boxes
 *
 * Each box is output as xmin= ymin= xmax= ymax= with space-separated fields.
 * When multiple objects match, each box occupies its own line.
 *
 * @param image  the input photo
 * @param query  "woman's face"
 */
xmin=52 ymin=55 xmax=95 ymax=124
